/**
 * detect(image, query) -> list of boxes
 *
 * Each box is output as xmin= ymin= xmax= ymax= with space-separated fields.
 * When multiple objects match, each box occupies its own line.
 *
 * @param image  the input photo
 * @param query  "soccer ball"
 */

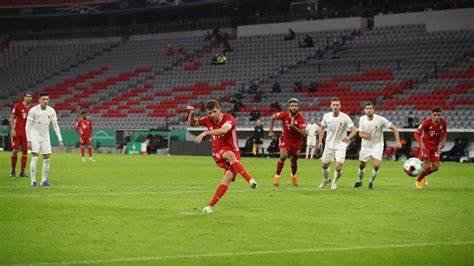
xmin=403 ymin=157 xmax=423 ymax=177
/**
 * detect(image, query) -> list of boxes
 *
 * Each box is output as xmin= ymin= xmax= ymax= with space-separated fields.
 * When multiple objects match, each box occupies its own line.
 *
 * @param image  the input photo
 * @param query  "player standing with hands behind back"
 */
xmin=26 ymin=92 xmax=63 ymax=187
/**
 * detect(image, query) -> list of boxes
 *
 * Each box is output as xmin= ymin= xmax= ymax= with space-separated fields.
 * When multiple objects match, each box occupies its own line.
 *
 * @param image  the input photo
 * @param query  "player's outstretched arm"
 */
xmin=268 ymin=114 xmax=276 ymax=138
xmin=186 ymin=106 xmax=199 ymax=127
xmin=389 ymin=124 xmax=402 ymax=148
xmin=195 ymin=124 xmax=231 ymax=143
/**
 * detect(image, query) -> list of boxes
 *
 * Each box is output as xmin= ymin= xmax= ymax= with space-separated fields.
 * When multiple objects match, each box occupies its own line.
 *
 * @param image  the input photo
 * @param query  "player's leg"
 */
xmin=368 ymin=159 xmax=382 ymax=189
xmin=19 ymin=137 xmax=28 ymax=177
xmin=310 ymin=144 xmax=316 ymax=159
xmin=222 ymin=151 xmax=257 ymax=188
xmin=10 ymin=136 xmax=19 ymax=176
xmin=305 ymin=142 xmax=310 ymax=159
xmin=353 ymin=161 xmax=367 ymax=188
xmin=29 ymin=140 xmax=40 ymax=186
xmin=40 ymin=154 xmax=51 ymax=187
xmin=203 ymin=170 xmax=235 ymax=214
xmin=290 ymin=153 xmax=299 ymax=186
xmin=331 ymin=148 xmax=347 ymax=190
xmin=274 ymin=149 xmax=288 ymax=186
xmin=87 ymin=144 xmax=95 ymax=162
xmin=80 ymin=143 xmax=86 ymax=162
xmin=319 ymin=148 xmax=334 ymax=189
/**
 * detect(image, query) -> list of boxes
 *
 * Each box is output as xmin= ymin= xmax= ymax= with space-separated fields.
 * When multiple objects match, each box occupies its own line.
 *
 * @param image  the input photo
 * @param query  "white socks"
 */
xmin=358 ymin=168 xmax=365 ymax=181
xmin=305 ymin=146 xmax=310 ymax=158
xmin=41 ymin=159 xmax=50 ymax=182
xmin=30 ymin=156 xmax=38 ymax=184
xmin=370 ymin=169 xmax=378 ymax=183
xmin=322 ymin=168 xmax=329 ymax=181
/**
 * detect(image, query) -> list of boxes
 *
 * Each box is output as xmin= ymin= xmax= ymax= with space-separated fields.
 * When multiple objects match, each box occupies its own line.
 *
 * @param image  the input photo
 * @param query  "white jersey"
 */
xmin=358 ymin=114 xmax=392 ymax=149
xmin=321 ymin=111 xmax=354 ymax=149
xmin=26 ymin=105 xmax=62 ymax=142
xmin=306 ymin=123 xmax=319 ymax=137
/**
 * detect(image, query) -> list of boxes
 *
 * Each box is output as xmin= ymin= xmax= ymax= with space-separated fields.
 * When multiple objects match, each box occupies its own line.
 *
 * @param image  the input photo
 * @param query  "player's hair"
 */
xmin=331 ymin=97 xmax=340 ymax=102
xmin=23 ymin=91 xmax=33 ymax=96
xmin=81 ymin=111 xmax=87 ymax=115
xmin=432 ymin=107 xmax=442 ymax=113
xmin=205 ymin=100 xmax=220 ymax=110
xmin=39 ymin=92 xmax=48 ymax=97
xmin=288 ymin=98 xmax=299 ymax=104
xmin=364 ymin=101 xmax=374 ymax=108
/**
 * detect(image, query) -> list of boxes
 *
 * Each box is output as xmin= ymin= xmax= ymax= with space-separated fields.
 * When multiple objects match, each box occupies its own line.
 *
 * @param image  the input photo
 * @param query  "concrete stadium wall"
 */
xmin=374 ymin=8 xmax=474 ymax=29
xmin=427 ymin=16 xmax=474 ymax=31
xmin=237 ymin=17 xmax=366 ymax=37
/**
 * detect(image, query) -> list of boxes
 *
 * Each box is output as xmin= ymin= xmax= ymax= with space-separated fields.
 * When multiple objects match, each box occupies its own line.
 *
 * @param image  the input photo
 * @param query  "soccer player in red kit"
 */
xmin=75 ymin=111 xmax=95 ymax=162
xmin=414 ymin=107 xmax=447 ymax=188
xmin=187 ymin=100 xmax=258 ymax=214
xmin=268 ymin=98 xmax=307 ymax=186
xmin=10 ymin=91 xmax=33 ymax=177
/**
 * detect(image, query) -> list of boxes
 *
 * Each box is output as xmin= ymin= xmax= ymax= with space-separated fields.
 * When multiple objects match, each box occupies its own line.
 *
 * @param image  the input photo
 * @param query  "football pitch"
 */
xmin=1 ymin=152 xmax=473 ymax=265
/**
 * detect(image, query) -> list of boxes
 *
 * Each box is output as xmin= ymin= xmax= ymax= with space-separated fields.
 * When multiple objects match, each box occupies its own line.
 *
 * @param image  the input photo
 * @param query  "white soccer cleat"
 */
xmin=319 ymin=179 xmax=331 ymax=189
xmin=82 ymin=157 xmax=86 ymax=162
xmin=89 ymin=157 xmax=96 ymax=162
xmin=202 ymin=206 xmax=213 ymax=214
xmin=331 ymin=181 xmax=338 ymax=190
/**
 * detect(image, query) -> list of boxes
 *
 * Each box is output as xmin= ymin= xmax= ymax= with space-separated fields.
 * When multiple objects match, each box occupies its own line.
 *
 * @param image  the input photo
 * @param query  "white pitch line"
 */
xmin=12 ymin=241 xmax=474 ymax=266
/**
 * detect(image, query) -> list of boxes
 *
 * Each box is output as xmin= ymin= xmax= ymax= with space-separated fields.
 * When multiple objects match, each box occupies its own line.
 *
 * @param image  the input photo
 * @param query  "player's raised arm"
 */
xmin=389 ymin=124 xmax=402 ymax=148
xmin=186 ymin=105 xmax=200 ymax=127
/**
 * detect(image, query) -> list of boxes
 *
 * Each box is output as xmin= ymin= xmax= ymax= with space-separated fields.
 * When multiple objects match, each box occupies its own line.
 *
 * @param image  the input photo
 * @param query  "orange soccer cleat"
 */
xmin=416 ymin=180 xmax=425 ymax=189
xmin=273 ymin=175 xmax=280 ymax=186
xmin=291 ymin=176 xmax=299 ymax=186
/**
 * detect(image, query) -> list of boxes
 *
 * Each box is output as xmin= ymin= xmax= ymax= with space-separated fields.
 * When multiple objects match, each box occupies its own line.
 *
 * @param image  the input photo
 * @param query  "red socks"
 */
xmin=417 ymin=168 xmax=438 ymax=181
xmin=20 ymin=154 xmax=27 ymax=174
xmin=80 ymin=147 xmax=85 ymax=157
xmin=276 ymin=159 xmax=285 ymax=175
xmin=11 ymin=154 xmax=17 ymax=173
xmin=231 ymin=161 xmax=252 ymax=182
xmin=290 ymin=160 xmax=297 ymax=176
xmin=88 ymin=147 xmax=93 ymax=157
xmin=209 ymin=183 xmax=228 ymax=206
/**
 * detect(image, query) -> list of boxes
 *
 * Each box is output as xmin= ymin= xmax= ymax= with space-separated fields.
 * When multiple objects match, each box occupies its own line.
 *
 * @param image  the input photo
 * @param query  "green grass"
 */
xmin=0 ymin=152 xmax=473 ymax=265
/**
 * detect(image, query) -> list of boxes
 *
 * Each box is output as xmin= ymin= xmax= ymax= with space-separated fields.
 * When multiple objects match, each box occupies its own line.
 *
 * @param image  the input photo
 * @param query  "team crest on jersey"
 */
xmin=429 ymin=130 xmax=436 ymax=136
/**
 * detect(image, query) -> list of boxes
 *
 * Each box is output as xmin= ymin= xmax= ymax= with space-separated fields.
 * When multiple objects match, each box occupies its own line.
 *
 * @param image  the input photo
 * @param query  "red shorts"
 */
xmin=279 ymin=140 xmax=301 ymax=158
xmin=212 ymin=149 xmax=240 ymax=179
xmin=419 ymin=145 xmax=440 ymax=163
xmin=80 ymin=136 xmax=92 ymax=146
xmin=11 ymin=135 xmax=28 ymax=151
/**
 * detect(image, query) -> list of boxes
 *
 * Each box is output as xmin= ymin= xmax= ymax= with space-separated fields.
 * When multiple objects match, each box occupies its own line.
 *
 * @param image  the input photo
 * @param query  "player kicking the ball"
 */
xmin=268 ymin=98 xmax=307 ymax=186
xmin=318 ymin=97 xmax=357 ymax=190
xmin=413 ymin=107 xmax=447 ymax=188
xmin=353 ymin=102 xmax=401 ymax=189
xmin=26 ymin=92 xmax=63 ymax=187
xmin=187 ymin=100 xmax=257 ymax=214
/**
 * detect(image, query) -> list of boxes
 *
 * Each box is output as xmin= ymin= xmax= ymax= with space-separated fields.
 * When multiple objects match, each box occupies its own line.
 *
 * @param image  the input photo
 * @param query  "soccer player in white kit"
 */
xmin=354 ymin=102 xmax=401 ymax=189
xmin=318 ymin=98 xmax=357 ymax=190
xmin=305 ymin=118 xmax=319 ymax=159
xmin=26 ymin=92 xmax=64 ymax=187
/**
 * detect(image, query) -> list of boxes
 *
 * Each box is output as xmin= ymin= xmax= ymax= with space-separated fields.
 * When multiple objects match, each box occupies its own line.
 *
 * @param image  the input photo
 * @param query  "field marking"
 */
xmin=11 ymin=240 xmax=474 ymax=265
xmin=0 ymin=184 xmax=473 ymax=198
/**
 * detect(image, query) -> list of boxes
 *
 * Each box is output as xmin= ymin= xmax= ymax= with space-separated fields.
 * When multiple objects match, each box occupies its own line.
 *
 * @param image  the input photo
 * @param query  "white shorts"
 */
xmin=359 ymin=146 xmax=384 ymax=162
xmin=30 ymin=139 xmax=52 ymax=154
xmin=307 ymin=136 xmax=317 ymax=146
xmin=321 ymin=146 xmax=347 ymax=164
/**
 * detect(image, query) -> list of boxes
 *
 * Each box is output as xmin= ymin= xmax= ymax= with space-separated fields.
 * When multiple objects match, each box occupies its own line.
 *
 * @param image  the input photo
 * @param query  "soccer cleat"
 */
xmin=319 ymin=178 xmax=331 ymax=189
xmin=416 ymin=181 xmax=425 ymax=189
xmin=19 ymin=172 xmax=28 ymax=178
xmin=368 ymin=182 xmax=374 ymax=190
xmin=273 ymin=176 xmax=280 ymax=186
xmin=421 ymin=178 xmax=428 ymax=186
xmin=291 ymin=176 xmax=299 ymax=186
xmin=31 ymin=181 xmax=38 ymax=187
xmin=9 ymin=171 xmax=15 ymax=177
xmin=331 ymin=181 xmax=338 ymax=190
xmin=41 ymin=180 xmax=51 ymax=187
xmin=353 ymin=181 xmax=363 ymax=188
xmin=89 ymin=158 xmax=96 ymax=162
xmin=250 ymin=179 xmax=258 ymax=189
xmin=82 ymin=157 xmax=86 ymax=162
xmin=202 ymin=206 xmax=213 ymax=214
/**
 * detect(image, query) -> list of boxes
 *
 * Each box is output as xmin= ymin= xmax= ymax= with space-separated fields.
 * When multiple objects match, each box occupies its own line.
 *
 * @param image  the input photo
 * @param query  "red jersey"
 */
xmin=75 ymin=119 xmax=93 ymax=138
xmin=11 ymin=102 xmax=33 ymax=137
xmin=275 ymin=111 xmax=306 ymax=146
xmin=414 ymin=117 xmax=447 ymax=148
xmin=198 ymin=113 xmax=239 ymax=153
